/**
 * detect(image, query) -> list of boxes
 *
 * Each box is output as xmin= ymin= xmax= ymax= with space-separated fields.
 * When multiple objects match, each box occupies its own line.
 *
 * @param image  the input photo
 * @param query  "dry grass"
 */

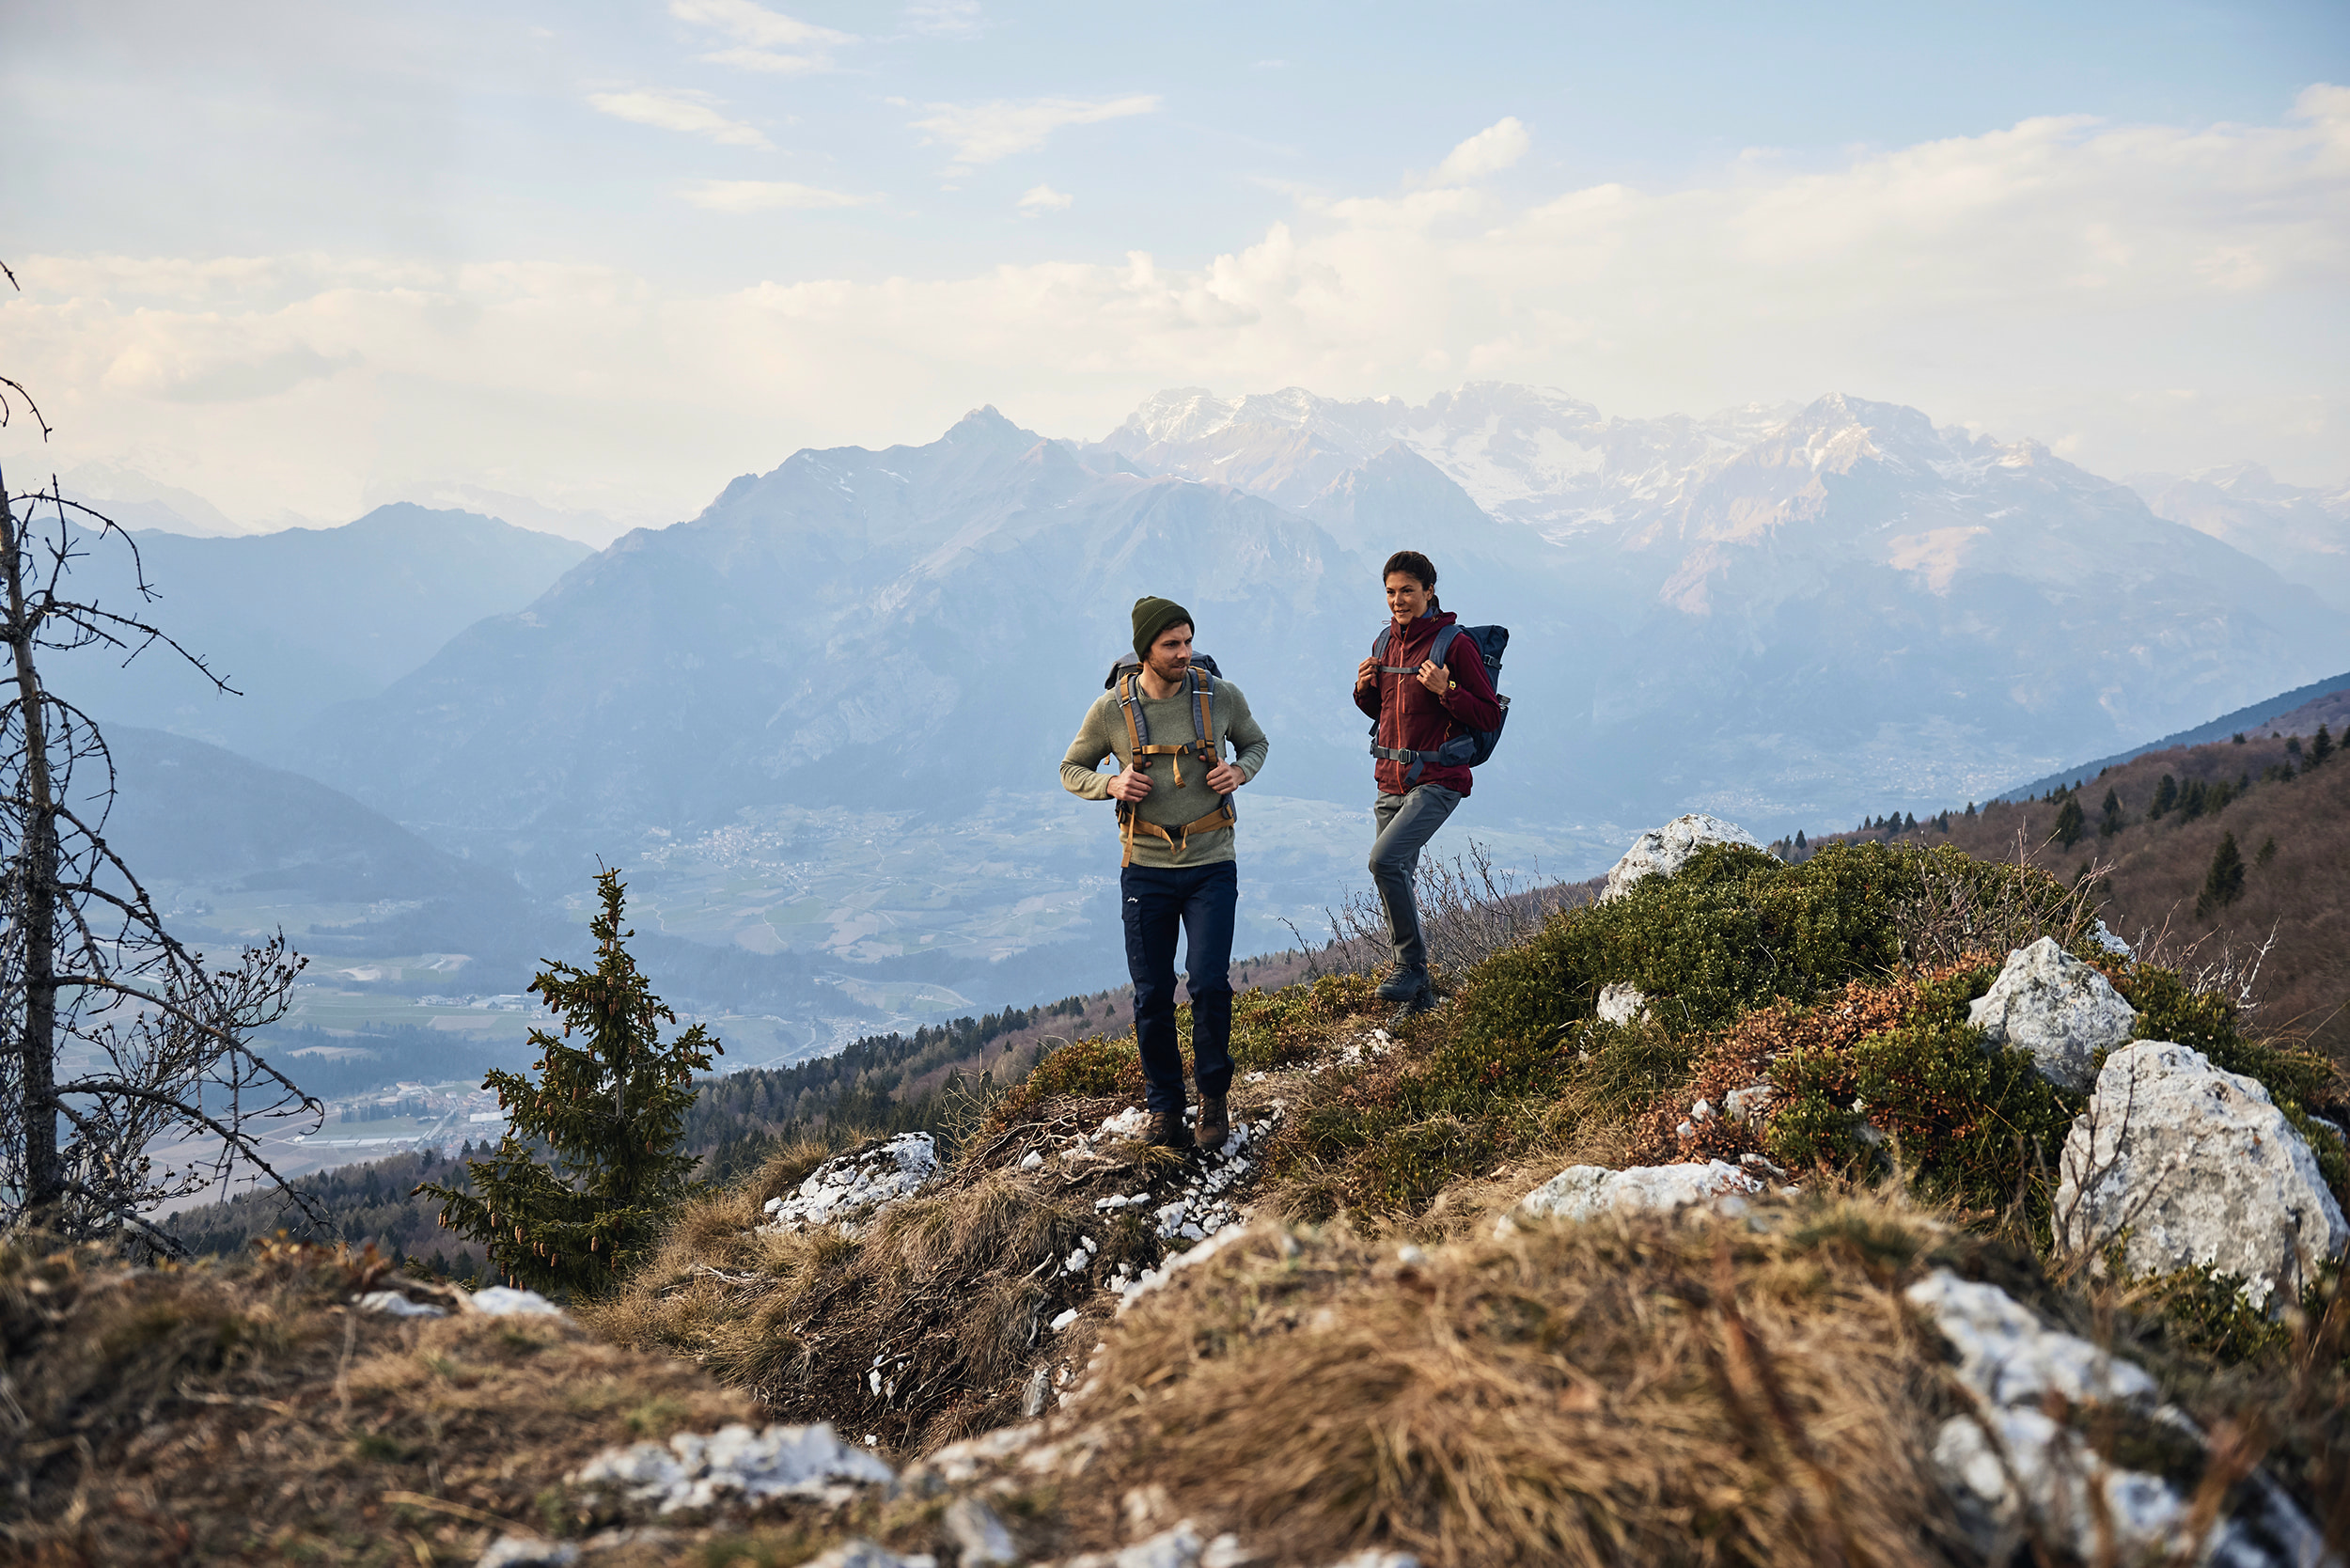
xmin=0 ymin=1235 xmax=776 ymax=1565
xmin=586 ymin=1133 xmax=1178 ymax=1454
xmin=1053 ymin=1191 xmax=1969 ymax=1568
xmin=1309 ymin=842 xmax=1596 ymax=982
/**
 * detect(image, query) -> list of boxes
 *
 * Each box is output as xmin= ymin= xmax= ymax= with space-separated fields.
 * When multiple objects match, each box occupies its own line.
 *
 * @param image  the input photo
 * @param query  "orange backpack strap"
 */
xmin=1111 ymin=668 xmax=1235 ymax=864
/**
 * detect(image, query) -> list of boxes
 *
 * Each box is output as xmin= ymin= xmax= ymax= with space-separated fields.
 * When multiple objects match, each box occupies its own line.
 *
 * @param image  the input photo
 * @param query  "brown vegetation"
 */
xmin=1819 ymin=725 xmax=2350 ymax=1059
xmin=0 ymin=1236 xmax=786 ymax=1564
xmin=1058 ymin=1197 xmax=1971 ymax=1567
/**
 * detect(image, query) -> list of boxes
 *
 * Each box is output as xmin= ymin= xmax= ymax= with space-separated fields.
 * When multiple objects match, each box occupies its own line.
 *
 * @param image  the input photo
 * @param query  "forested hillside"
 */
xmin=1791 ymin=705 xmax=2350 ymax=1055
xmin=172 ymin=991 xmax=1140 ymax=1265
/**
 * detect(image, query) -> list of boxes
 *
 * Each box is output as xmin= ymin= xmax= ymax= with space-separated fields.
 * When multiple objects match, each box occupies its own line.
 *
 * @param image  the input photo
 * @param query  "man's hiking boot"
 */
xmin=1386 ymin=975 xmax=1437 ymax=1027
xmin=1197 ymin=1094 xmax=1230 ymax=1152
xmin=1145 ymin=1108 xmax=1195 ymax=1151
xmin=1376 ymin=964 xmax=1427 ymax=1003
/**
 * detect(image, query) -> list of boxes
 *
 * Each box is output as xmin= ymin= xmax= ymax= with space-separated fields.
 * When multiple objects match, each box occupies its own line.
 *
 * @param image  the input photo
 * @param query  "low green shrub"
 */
xmin=1764 ymin=963 xmax=2076 ymax=1215
xmin=2116 ymin=966 xmax=2336 ymax=1109
xmin=1578 ymin=1019 xmax=1696 ymax=1116
xmin=1449 ymin=840 xmax=2079 ymax=1055
xmin=1359 ymin=1113 xmax=1495 ymax=1213
xmin=1232 ymin=974 xmax=1379 ymax=1070
xmin=987 ymin=1032 xmax=1144 ymax=1125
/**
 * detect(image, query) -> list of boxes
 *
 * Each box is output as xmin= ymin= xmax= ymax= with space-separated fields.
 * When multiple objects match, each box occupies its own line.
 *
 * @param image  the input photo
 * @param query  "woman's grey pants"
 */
xmin=1369 ymin=784 xmax=1463 ymax=975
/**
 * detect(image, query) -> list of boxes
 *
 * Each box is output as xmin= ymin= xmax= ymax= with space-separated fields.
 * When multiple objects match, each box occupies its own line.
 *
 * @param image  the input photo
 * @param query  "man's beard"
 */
xmin=1148 ymin=653 xmax=1190 ymax=682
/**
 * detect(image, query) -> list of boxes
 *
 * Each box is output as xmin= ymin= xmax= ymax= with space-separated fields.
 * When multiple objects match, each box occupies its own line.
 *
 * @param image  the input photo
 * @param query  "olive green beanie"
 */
xmin=1131 ymin=595 xmax=1193 ymax=661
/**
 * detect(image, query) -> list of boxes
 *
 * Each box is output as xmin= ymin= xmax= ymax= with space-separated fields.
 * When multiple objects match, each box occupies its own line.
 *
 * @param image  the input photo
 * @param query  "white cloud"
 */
xmin=588 ymin=89 xmax=772 ymax=149
xmin=683 ymin=180 xmax=879 ymax=212
xmin=910 ymin=94 xmax=1161 ymax=165
xmin=11 ymin=88 xmax=2349 ymax=525
xmin=903 ymin=1 xmax=985 ymax=39
xmin=1018 ymin=184 xmax=1074 ymax=213
xmin=1432 ymin=117 xmax=1529 ymax=184
xmin=670 ymin=0 xmax=854 ymax=73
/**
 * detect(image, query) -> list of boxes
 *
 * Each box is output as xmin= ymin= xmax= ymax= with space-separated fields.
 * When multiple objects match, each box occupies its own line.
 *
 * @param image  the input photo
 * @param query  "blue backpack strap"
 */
xmin=1369 ymin=624 xmax=1478 ymax=787
xmin=1188 ymin=667 xmax=1233 ymax=815
xmin=1115 ymin=671 xmax=1152 ymax=752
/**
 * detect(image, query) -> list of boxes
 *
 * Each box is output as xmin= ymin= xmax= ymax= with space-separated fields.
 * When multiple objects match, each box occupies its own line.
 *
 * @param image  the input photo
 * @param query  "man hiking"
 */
xmin=1061 ymin=597 xmax=1270 ymax=1150
xmin=1354 ymin=551 xmax=1503 ymax=1021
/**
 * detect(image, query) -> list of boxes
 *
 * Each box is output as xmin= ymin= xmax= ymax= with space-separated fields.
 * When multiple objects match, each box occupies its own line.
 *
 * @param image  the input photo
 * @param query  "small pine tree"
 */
xmin=2098 ymin=787 xmax=2123 ymax=839
xmin=2256 ymin=836 xmax=2277 ymax=868
xmin=2287 ymin=735 xmax=2304 ymax=760
xmin=417 ymin=870 xmax=719 ymax=1295
xmin=2150 ymin=774 xmax=2178 ymax=819
xmin=2195 ymin=832 xmax=2247 ymax=919
xmin=1965 ymin=801 xmax=1976 ymax=818
xmin=1794 ymin=829 xmax=1808 ymax=851
xmin=2052 ymin=795 xmax=2084 ymax=847
xmin=2311 ymin=723 xmax=2334 ymax=767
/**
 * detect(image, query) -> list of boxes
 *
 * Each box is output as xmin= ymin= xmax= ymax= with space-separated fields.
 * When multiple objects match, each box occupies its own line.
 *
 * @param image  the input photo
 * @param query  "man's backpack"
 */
xmin=1101 ymin=653 xmax=1235 ymax=865
xmin=1368 ymin=622 xmax=1511 ymax=784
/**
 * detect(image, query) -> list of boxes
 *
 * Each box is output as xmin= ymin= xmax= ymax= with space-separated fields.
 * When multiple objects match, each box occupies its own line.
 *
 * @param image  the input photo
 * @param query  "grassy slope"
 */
xmin=39 ymin=839 xmax=2350 ymax=1565
xmin=164 ymin=937 xmax=1365 ymax=1268
xmin=584 ymin=839 xmax=2347 ymax=1560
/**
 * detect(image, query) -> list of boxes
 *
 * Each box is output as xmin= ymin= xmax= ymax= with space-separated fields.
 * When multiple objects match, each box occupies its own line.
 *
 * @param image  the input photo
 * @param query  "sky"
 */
xmin=3 ymin=0 xmax=2347 ymax=539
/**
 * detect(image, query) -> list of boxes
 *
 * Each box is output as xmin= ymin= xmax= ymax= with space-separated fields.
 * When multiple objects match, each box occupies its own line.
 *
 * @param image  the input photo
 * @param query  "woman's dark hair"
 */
xmin=1382 ymin=550 xmax=1439 ymax=610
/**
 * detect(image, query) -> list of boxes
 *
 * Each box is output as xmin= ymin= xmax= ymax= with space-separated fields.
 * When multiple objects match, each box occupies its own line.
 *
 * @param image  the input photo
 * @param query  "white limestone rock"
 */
xmin=356 ymin=1290 xmax=447 ymax=1319
xmin=2092 ymin=918 xmax=2135 ymax=959
xmin=1601 ymin=813 xmax=1765 ymax=902
xmin=1966 ymin=936 xmax=2137 ymax=1091
xmin=803 ymin=1544 xmax=937 ymax=1568
xmin=1905 ymin=1269 xmax=2156 ymax=1411
xmin=470 ymin=1286 xmax=565 ymax=1318
xmin=1595 ymin=982 xmax=1646 ymax=1026
xmin=570 ymin=1421 xmax=894 ymax=1515
xmin=1497 ymin=1160 xmax=1763 ymax=1235
xmin=942 ymin=1497 xmax=1019 ymax=1566
xmin=1905 ymin=1270 xmax=2331 ymax=1566
xmin=2057 ymin=1042 xmax=2349 ymax=1315
xmin=1060 ymin=1521 xmax=1206 ymax=1568
xmin=762 ymin=1133 xmax=940 ymax=1235
xmin=476 ymin=1537 xmax=579 ymax=1568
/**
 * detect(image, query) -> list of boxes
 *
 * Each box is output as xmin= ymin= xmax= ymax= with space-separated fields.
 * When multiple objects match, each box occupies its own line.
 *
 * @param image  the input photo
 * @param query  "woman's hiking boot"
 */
xmin=1197 ymin=1094 xmax=1230 ymax=1152
xmin=1386 ymin=974 xmax=1437 ymax=1027
xmin=1145 ymin=1108 xmax=1195 ymax=1150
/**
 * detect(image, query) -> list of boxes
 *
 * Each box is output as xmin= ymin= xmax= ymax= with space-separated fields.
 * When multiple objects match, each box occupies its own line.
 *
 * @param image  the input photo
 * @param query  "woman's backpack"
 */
xmin=1368 ymin=623 xmax=1510 ymax=781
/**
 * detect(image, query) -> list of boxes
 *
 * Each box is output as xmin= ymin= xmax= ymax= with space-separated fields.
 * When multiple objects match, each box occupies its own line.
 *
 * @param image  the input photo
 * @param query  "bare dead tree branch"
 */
xmin=1 ymin=281 xmax=322 ymax=1252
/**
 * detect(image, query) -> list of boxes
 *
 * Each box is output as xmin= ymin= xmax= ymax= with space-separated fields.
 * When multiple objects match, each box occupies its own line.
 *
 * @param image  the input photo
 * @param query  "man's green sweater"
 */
xmin=1060 ymin=679 xmax=1270 ymax=868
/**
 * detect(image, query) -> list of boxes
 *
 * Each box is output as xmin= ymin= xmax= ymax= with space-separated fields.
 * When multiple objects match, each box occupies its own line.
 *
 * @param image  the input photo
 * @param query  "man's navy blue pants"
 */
xmin=1121 ymin=859 xmax=1237 ymax=1115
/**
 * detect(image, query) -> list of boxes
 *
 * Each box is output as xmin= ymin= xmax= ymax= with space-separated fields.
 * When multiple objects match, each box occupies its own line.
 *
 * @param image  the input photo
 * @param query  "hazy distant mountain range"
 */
xmin=2126 ymin=463 xmax=2350 ymax=613
xmin=46 ymin=504 xmax=588 ymax=755
xmin=39 ymin=383 xmax=2350 ymax=1052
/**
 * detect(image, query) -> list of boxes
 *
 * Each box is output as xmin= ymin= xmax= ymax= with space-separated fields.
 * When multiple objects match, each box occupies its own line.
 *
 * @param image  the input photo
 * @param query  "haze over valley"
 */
xmin=41 ymin=381 xmax=2345 ymax=1130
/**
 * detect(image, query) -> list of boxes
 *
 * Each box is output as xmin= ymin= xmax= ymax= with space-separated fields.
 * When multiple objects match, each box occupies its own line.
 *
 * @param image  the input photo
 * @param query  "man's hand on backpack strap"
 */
xmin=1204 ymin=761 xmax=1246 ymax=793
xmin=1106 ymin=765 xmax=1153 ymax=803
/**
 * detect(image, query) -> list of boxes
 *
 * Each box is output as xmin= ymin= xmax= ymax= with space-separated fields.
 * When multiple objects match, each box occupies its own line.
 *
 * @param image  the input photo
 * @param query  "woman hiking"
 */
xmin=1353 ymin=551 xmax=1503 ymax=1023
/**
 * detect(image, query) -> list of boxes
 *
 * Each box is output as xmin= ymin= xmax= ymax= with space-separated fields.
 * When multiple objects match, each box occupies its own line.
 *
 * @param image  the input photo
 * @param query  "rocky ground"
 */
xmin=8 ymin=818 xmax=2347 ymax=1567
